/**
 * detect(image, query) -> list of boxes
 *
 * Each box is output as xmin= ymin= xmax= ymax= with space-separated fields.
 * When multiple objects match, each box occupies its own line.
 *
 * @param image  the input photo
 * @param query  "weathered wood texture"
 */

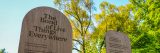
xmin=18 ymin=7 xmax=72 ymax=53
xmin=105 ymin=30 xmax=131 ymax=53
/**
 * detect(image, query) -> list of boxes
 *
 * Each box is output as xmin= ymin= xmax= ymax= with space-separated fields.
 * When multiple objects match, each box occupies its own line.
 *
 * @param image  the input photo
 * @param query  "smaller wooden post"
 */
xmin=105 ymin=30 xmax=131 ymax=53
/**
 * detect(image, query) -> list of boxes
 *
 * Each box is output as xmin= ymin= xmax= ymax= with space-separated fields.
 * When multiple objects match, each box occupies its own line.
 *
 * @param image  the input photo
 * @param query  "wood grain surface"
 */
xmin=105 ymin=30 xmax=131 ymax=53
xmin=18 ymin=6 xmax=72 ymax=53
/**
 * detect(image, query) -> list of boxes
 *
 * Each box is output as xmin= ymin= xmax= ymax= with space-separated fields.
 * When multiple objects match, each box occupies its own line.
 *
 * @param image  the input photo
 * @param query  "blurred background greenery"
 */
xmin=1 ymin=0 xmax=159 ymax=53
xmin=0 ymin=48 xmax=7 ymax=53
xmin=53 ymin=0 xmax=160 ymax=53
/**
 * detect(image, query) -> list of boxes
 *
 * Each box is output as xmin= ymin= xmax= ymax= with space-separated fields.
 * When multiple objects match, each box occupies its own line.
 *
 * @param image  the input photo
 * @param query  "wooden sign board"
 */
xmin=18 ymin=7 xmax=72 ymax=53
xmin=105 ymin=30 xmax=131 ymax=53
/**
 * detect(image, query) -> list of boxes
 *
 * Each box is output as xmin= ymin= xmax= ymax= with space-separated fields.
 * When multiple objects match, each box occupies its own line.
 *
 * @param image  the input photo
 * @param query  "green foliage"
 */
xmin=130 ymin=0 xmax=160 ymax=52
xmin=53 ymin=0 xmax=160 ymax=53
xmin=53 ymin=0 xmax=96 ymax=53
xmin=0 ymin=48 xmax=7 ymax=53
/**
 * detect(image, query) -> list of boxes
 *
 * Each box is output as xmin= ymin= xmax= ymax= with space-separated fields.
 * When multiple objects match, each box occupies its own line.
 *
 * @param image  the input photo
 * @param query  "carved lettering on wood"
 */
xmin=18 ymin=7 xmax=72 ymax=53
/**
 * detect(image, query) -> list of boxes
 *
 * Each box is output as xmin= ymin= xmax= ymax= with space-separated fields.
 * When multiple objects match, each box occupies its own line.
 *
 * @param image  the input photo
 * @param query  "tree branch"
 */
xmin=72 ymin=39 xmax=83 ymax=46
xmin=73 ymin=48 xmax=81 ymax=52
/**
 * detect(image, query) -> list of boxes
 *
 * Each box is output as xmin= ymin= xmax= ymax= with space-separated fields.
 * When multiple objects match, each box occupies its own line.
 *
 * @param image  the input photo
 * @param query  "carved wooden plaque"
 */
xmin=105 ymin=30 xmax=131 ymax=53
xmin=18 ymin=7 xmax=72 ymax=53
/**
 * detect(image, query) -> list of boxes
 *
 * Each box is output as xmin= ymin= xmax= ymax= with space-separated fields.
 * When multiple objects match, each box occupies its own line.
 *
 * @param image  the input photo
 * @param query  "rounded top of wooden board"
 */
xmin=18 ymin=6 xmax=72 ymax=53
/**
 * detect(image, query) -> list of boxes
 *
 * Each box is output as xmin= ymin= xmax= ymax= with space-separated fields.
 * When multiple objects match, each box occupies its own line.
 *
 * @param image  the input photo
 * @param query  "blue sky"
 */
xmin=0 ymin=0 xmax=129 ymax=53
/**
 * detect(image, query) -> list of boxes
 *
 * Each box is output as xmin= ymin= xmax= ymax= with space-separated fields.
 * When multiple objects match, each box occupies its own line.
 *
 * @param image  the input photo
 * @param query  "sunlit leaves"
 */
xmin=53 ymin=0 xmax=95 ymax=53
xmin=130 ymin=0 xmax=160 ymax=52
xmin=54 ymin=0 xmax=160 ymax=53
